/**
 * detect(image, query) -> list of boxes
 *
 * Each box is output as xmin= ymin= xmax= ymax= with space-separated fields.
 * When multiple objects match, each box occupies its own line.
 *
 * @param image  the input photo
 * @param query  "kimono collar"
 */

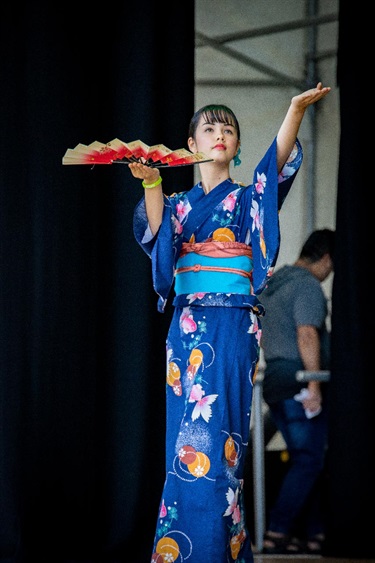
xmin=183 ymin=178 xmax=238 ymax=242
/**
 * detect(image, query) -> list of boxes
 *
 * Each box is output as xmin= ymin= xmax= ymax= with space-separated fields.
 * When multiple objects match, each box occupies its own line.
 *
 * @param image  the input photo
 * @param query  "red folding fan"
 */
xmin=62 ymin=138 xmax=213 ymax=167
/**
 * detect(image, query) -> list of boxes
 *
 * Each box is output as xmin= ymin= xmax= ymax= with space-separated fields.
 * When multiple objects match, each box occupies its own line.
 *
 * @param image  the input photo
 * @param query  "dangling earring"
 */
xmin=233 ymin=147 xmax=241 ymax=167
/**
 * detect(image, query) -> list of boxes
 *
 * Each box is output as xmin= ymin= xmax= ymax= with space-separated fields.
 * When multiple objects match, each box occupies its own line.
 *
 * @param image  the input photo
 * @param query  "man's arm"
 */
xmin=297 ymin=325 xmax=323 ymax=413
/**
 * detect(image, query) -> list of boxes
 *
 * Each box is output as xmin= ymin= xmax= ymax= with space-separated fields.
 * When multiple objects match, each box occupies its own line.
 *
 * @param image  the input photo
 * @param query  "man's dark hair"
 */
xmin=299 ymin=228 xmax=335 ymax=263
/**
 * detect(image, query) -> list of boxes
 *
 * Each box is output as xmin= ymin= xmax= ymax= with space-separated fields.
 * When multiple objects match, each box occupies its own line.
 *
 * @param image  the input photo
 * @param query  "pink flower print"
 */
xmin=175 ymin=199 xmax=191 ymax=222
xmin=266 ymin=267 xmax=274 ymax=279
xmin=250 ymin=200 xmax=260 ymax=232
xmin=189 ymin=383 xmax=205 ymax=402
xmin=186 ymin=292 xmax=206 ymax=303
xmin=159 ymin=499 xmax=167 ymax=518
xmin=180 ymin=308 xmax=197 ymax=334
xmin=255 ymin=172 xmax=267 ymax=194
xmin=232 ymin=505 xmax=241 ymax=524
xmin=171 ymin=215 xmax=183 ymax=235
xmin=223 ymin=193 xmax=236 ymax=212
xmin=223 ymin=487 xmax=241 ymax=524
xmin=176 ymin=202 xmax=184 ymax=216
xmin=189 ymin=384 xmax=218 ymax=422
xmin=255 ymin=328 xmax=262 ymax=345
xmin=247 ymin=310 xmax=260 ymax=336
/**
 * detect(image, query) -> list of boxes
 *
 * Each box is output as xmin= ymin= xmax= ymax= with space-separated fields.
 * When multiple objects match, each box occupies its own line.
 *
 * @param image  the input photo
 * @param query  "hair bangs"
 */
xmin=202 ymin=107 xmax=237 ymax=130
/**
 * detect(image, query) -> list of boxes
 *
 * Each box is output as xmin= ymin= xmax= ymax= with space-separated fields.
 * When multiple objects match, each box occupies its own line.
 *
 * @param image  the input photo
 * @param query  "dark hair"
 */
xmin=299 ymin=228 xmax=335 ymax=263
xmin=188 ymin=104 xmax=240 ymax=140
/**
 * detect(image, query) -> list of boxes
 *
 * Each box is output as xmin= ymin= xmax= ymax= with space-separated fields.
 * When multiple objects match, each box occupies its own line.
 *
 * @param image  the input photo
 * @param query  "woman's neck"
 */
xmin=199 ymin=163 xmax=231 ymax=194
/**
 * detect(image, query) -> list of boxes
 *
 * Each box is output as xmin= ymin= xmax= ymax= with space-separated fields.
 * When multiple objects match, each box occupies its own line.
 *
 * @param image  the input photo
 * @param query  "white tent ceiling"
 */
xmin=195 ymin=1 xmax=338 ymax=90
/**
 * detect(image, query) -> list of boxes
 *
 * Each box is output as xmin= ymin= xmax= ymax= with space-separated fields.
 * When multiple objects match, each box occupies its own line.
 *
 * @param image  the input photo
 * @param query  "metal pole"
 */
xmin=306 ymin=0 xmax=319 ymax=234
xmin=252 ymin=368 xmax=265 ymax=553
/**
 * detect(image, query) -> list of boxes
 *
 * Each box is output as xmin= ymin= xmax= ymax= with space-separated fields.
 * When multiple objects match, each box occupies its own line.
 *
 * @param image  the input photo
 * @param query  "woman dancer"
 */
xmin=130 ymin=82 xmax=331 ymax=563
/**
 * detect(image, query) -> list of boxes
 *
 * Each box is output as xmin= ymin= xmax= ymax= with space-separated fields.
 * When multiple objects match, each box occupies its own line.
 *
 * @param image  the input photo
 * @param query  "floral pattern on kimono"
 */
xmin=133 ymin=137 xmax=303 ymax=562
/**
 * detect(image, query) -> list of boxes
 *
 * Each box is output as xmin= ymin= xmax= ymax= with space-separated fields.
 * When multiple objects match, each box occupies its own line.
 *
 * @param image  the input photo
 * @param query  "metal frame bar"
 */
xmin=195 ymin=13 xmax=338 ymax=90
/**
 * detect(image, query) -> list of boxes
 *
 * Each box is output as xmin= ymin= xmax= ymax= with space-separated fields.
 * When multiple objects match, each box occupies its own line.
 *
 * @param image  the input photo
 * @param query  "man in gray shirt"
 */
xmin=260 ymin=228 xmax=335 ymax=555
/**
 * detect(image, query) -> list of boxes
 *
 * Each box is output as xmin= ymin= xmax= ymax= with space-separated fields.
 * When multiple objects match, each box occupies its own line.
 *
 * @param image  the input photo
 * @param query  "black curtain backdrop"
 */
xmin=0 ymin=4 xmax=194 ymax=562
xmin=1 ymin=2 xmax=373 ymax=563
xmin=324 ymin=1 xmax=373 ymax=559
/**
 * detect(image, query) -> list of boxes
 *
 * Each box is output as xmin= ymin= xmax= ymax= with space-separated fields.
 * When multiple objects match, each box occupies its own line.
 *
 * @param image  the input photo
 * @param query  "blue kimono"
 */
xmin=134 ymin=138 xmax=302 ymax=562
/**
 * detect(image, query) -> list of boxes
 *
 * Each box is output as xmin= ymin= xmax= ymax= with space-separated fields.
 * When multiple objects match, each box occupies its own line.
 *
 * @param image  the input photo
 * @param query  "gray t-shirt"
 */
xmin=259 ymin=264 xmax=330 ymax=365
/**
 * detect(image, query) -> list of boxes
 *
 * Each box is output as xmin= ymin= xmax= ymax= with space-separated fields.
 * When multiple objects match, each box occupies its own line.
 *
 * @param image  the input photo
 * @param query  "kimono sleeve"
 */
xmin=133 ymin=196 xmax=158 ymax=257
xmin=251 ymin=137 xmax=303 ymax=295
xmin=133 ymin=195 xmax=179 ymax=313
xmin=277 ymin=139 xmax=303 ymax=209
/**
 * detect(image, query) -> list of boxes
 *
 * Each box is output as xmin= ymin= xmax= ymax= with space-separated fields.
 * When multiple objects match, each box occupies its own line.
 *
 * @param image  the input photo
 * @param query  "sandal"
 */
xmin=306 ymin=534 xmax=325 ymax=554
xmin=262 ymin=531 xmax=289 ymax=554
xmin=286 ymin=536 xmax=306 ymax=554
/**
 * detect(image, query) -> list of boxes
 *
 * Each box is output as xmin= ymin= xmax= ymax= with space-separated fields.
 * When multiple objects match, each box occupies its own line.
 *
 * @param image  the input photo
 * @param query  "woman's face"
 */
xmin=188 ymin=115 xmax=240 ymax=164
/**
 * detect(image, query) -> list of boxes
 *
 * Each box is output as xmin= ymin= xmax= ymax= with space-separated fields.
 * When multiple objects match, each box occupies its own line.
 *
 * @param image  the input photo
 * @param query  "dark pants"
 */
xmin=266 ymin=395 xmax=328 ymax=538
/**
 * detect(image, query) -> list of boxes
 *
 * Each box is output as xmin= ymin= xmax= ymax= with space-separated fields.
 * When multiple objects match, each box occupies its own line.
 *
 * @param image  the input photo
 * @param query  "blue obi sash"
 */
xmin=174 ymin=241 xmax=253 ymax=295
